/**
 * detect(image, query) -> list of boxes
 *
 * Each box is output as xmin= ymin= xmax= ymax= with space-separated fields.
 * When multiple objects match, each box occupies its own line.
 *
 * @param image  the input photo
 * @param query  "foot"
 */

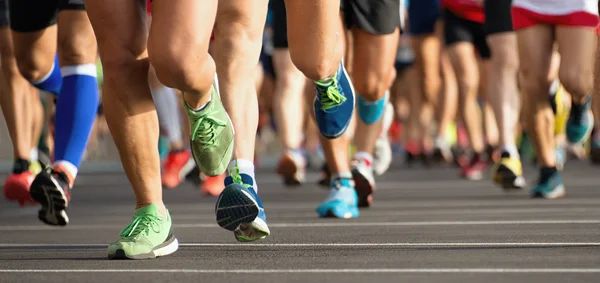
xmin=200 ymin=173 xmax=226 ymax=196
xmin=492 ymin=152 xmax=526 ymax=190
xmin=184 ymin=77 xmax=234 ymax=176
xmin=313 ymin=62 xmax=355 ymax=139
xmin=351 ymin=157 xmax=376 ymax=208
xmin=531 ymin=168 xmax=565 ymax=199
xmin=276 ymin=149 xmax=306 ymax=186
xmin=29 ymin=166 xmax=72 ymax=226
xmin=107 ymin=204 xmax=178 ymax=259
xmin=4 ymin=171 xmax=36 ymax=206
xmin=566 ymin=97 xmax=593 ymax=144
xmin=316 ymin=177 xmax=359 ymax=219
xmin=459 ymin=152 xmax=488 ymax=181
xmin=357 ymin=92 xmax=388 ymax=125
xmin=215 ymin=167 xmax=270 ymax=242
xmin=162 ymin=150 xmax=196 ymax=189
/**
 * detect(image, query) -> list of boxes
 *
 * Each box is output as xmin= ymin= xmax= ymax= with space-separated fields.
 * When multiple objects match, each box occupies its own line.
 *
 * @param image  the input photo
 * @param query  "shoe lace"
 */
xmin=317 ymin=80 xmax=346 ymax=111
xmin=228 ymin=164 xmax=244 ymax=186
xmin=120 ymin=214 xmax=162 ymax=239
xmin=191 ymin=114 xmax=226 ymax=151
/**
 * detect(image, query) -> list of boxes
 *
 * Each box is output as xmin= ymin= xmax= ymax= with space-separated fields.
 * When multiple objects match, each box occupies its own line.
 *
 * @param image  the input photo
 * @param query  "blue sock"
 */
xmin=32 ymin=54 xmax=63 ymax=96
xmin=53 ymin=64 xmax=100 ymax=177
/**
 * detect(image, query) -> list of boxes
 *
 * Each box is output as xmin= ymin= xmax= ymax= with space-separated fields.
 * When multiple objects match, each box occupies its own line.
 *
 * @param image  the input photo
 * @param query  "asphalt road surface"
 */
xmin=0 ymin=161 xmax=599 ymax=283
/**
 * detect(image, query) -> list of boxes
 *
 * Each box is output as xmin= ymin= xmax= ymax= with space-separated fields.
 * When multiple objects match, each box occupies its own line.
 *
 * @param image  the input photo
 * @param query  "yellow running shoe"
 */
xmin=492 ymin=153 xmax=526 ymax=190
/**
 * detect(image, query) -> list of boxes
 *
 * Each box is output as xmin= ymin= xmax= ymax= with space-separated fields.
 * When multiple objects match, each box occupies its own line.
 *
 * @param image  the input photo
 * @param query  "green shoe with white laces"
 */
xmin=107 ymin=204 xmax=178 ymax=260
xmin=184 ymin=76 xmax=234 ymax=176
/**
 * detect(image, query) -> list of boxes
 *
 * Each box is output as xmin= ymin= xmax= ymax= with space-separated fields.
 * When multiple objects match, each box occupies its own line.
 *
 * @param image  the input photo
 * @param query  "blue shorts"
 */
xmin=408 ymin=0 xmax=440 ymax=35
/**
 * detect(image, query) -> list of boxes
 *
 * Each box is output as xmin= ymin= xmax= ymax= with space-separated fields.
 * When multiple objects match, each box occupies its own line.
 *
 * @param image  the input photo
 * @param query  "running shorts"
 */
xmin=0 ymin=0 xmax=8 ymax=27
xmin=342 ymin=0 xmax=401 ymax=35
xmin=395 ymin=43 xmax=415 ymax=74
xmin=443 ymin=9 xmax=491 ymax=59
xmin=9 ymin=0 xmax=85 ymax=32
xmin=271 ymin=0 xmax=288 ymax=48
xmin=407 ymin=0 xmax=441 ymax=35
xmin=484 ymin=0 xmax=513 ymax=35
xmin=512 ymin=0 xmax=599 ymax=29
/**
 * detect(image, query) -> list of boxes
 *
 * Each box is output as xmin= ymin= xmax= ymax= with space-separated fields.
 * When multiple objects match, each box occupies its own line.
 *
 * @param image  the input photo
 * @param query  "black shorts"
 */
xmin=9 ymin=0 xmax=85 ymax=32
xmin=271 ymin=0 xmax=288 ymax=48
xmin=0 ymin=0 xmax=8 ymax=27
xmin=484 ymin=0 xmax=513 ymax=35
xmin=342 ymin=0 xmax=401 ymax=35
xmin=443 ymin=9 xmax=491 ymax=59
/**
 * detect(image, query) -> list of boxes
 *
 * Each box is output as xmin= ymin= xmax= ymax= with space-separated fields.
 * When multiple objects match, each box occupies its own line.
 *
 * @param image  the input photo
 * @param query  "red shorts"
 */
xmin=147 ymin=0 xmax=152 ymax=14
xmin=512 ymin=7 xmax=599 ymax=30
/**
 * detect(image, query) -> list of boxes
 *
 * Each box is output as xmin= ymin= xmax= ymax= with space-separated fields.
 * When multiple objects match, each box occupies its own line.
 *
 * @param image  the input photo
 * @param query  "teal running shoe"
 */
xmin=215 ymin=165 xmax=270 ymax=242
xmin=316 ymin=177 xmax=359 ymax=218
xmin=107 ymin=204 xmax=178 ymax=259
xmin=531 ymin=169 xmax=565 ymax=199
xmin=566 ymin=97 xmax=593 ymax=144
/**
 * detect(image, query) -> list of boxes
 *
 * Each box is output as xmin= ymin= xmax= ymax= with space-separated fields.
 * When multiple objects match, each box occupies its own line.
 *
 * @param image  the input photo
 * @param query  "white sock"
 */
xmin=30 ymin=148 xmax=39 ymax=162
xmin=354 ymin=151 xmax=373 ymax=166
xmin=54 ymin=160 xmax=78 ymax=179
xmin=227 ymin=159 xmax=257 ymax=192
xmin=500 ymin=144 xmax=519 ymax=158
xmin=152 ymin=86 xmax=183 ymax=143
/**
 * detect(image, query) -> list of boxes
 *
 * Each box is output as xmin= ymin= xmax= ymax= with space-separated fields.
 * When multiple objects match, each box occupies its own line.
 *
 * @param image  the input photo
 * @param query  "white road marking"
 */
xmin=1 ymin=242 xmax=599 ymax=248
xmin=0 ymin=268 xmax=599 ymax=273
xmin=0 ymin=219 xmax=598 ymax=231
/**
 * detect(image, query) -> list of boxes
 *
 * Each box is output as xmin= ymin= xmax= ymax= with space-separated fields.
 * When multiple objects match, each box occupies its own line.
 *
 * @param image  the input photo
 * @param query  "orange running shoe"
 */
xmin=162 ymin=151 xmax=195 ymax=189
xmin=4 ymin=171 xmax=36 ymax=207
xmin=200 ymin=173 xmax=225 ymax=196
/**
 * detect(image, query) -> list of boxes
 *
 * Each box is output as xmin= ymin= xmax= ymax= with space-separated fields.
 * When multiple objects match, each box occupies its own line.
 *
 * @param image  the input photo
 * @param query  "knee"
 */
xmin=12 ymin=51 xmax=49 ymax=82
xmin=149 ymin=44 xmax=210 ymax=91
xmin=353 ymin=71 xmax=388 ymax=101
xmin=520 ymin=68 xmax=551 ymax=102
xmin=490 ymin=46 xmax=519 ymax=73
xmin=58 ymin=32 xmax=97 ymax=66
xmin=214 ymin=13 xmax=263 ymax=59
xmin=457 ymin=72 xmax=479 ymax=98
xmin=559 ymin=67 xmax=593 ymax=97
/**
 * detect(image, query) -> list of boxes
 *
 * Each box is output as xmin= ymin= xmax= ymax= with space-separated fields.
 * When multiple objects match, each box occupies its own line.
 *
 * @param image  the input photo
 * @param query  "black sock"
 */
xmin=12 ymin=159 xmax=31 ymax=174
xmin=539 ymin=166 xmax=557 ymax=179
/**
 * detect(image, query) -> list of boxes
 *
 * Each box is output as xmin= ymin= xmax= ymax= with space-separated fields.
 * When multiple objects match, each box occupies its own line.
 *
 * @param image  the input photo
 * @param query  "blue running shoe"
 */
xmin=531 ymin=169 xmax=565 ymax=199
xmin=316 ymin=178 xmax=359 ymax=218
xmin=215 ymin=166 xmax=270 ymax=242
xmin=314 ymin=62 xmax=355 ymax=139
xmin=566 ymin=97 xmax=593 ymax=144
xmin=357 ymin=92 xmax=388 ymax=125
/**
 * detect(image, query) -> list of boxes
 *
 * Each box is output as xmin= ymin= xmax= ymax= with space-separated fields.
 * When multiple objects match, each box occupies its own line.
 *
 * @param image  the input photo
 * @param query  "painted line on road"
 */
xmin=1 ymin=268 xmax=599 ymax=273
xmin=0 ymin=219 xmax=599 ymax=231
xmin=1 ymin=242 xmax=599 ymax=248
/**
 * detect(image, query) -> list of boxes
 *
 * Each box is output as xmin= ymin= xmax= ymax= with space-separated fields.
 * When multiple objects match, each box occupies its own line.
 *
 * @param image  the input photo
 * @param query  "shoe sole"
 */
xmin=29 ymin=175 xmax=69 ymax=226
xmin=108 ymin=233 xmax=179 ymax=260
xmin=531 ymin=185 xmax=565 ymax=199
xmin=351 ymin=168 xmax=374 ymax=208
xmin=216 ymin=184 xmax=259 ymax=231
xmin=277 ymin=154 xmax=303 ymax=186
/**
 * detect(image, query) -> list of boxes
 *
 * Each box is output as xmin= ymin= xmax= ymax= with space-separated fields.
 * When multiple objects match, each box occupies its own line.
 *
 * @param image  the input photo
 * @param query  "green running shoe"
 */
xmin=184 ymin=77 xmax=234 ymax=176
xmin=107 ymin=204 xmax=178 ymax=260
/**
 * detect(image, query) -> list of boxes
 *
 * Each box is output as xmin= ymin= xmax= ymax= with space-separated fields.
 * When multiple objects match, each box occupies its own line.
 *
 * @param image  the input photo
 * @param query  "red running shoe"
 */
xmin=459 ymin=153 xmax=489 ymax=181
xmin=4 ymin=171 xmax=36 ymax=207
xmin=162 ymin=151 xmax=196 ymax=189
xmin=200 ymin=173 xmax=225 ymax=196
